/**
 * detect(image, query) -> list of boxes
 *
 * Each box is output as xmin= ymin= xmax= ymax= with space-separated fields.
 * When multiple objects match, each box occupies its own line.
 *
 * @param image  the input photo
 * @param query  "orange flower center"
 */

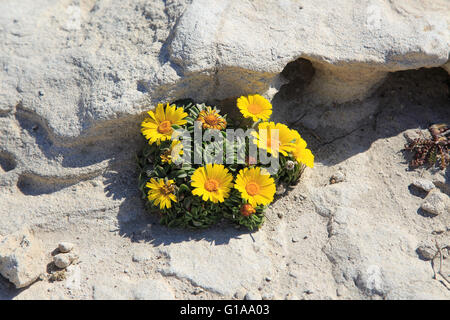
xmin=160 ymin=183 xmax=175 ymax=195
xmin=240 ymin=204 xmax=256 ymax=217
xmin=247 ymin=103 xmax=263 ymax=115
xmin=245 ymin=182 xmax=260 ymax=196
xmin=205 ymin=114 xmax=220 ymax=126
xmin=204 ymin=179 xmax=219 ymax=192
xmin=157 ymin=120 xmax=172 ymax=134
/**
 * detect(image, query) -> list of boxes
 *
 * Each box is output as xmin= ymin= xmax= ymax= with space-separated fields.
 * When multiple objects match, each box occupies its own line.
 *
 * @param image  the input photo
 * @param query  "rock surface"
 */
xmin=421 ymin=190 xmax=450 ymax=216
xmin=0 ymin=0 xmax=449 ymax=140
xmin=132 ymin=279 xmax=175 ymax=300
xmin=0 ymin=228 xmax=47 ymax=288
xmin=412 ymin=179 xmax=435 ymax=193
xmin=53 ymin=252 xmax=78 ymax=269
xmin=158 ymin=232 xmax=272 ymax=296
xmin=0 ymin=0 xmax=450 ymax=301
xmin=58 ymin=242 xmax=74 ymax=254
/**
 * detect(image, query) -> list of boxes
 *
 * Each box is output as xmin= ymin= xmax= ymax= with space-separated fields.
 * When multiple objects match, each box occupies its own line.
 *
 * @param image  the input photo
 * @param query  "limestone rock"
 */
xmin=421 ymin=190 xmax=450 ymax=216
xmin=0 ymin=0 xmax=448 ymax=142
xmin=158 ymin=233 xmax=271 ymax=296
xmin=58 ymin=242 xmax=74 ymax=253
xmin=244 ymin=292 xmax=261 ymax=300
xmin=412 ymin=179 xmax=435 ymax=193
xmin=416 ymin=244 xmax=436 ymax=261
xmin=0 ymin=228 xmax=47 ymax=288
xmin=132 ymin=279 xmax=175 ymax=300
xmin=53 ymin=252 xmax=79 ymax=269
xmin=92 ymin=277 xmax=174 ymax=300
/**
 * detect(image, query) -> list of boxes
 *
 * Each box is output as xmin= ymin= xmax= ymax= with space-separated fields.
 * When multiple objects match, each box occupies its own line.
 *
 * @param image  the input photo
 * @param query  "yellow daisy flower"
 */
xmin=291 ymin=129 xmax=314 ymax=168
xmin=146 ymin=178 xmax=177 ymax=209
xmin=160 ymin=140 xmax=184 ymax=164
xmin=252 ymin=122 xmax=296 ymax=157
xmin=191 ymin=164 xmax=233 ymax=203
xmin=197 ymin=106 xmax=227 ymax=130
xmin=141 ymin=103 xmax=188 ymax=145
xmin=234 ymin=167 xmax=276 ymax=207
xmin=237 ymin=94 xmax=272 ymax=122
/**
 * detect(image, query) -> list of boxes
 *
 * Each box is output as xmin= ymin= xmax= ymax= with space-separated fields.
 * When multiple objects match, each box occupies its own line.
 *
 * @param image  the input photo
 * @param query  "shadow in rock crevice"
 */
xmin=272 ymin=62 xmax=450 ymax=169
xmin=0 ymin=151 xmax=16 ymax=173
xmin=0 ymin=275 xmax=27 ymax=300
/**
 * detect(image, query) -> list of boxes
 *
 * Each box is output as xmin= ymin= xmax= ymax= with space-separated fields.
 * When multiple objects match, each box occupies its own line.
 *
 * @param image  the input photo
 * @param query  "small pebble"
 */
xmin=416 ymin=245 xmax=436 ymax=260
xmin=412 ymin=179 xmax=435 ymax=192
xmin=262 ymin=293 xmax=273 ymax=300
xmin=244 ymin=292 xmax=261 ymax=300
xmin=58 ymin=242 xmax=74 ymax=253
xmin=54 ymin=252 xmax=78 ymax=269
xmin=233 ymin=289 xmax=246 ymax=300
xmin=330 ymin=171 xmax=345 ymax=184
xmin=421 ymin=190 xmax=449 ymax=216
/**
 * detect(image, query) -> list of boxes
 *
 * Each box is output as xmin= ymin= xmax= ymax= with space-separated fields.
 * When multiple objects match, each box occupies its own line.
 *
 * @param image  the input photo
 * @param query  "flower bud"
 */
xmin=240 ymin=203 xmax=256 ymax=217
xmin=286 ymin=160 xmax=295 ymax=170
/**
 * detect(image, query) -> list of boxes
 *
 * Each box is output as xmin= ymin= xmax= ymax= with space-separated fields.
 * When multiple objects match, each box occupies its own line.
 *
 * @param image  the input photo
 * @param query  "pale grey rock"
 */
xmin=93 ymin=283 xmax=130 ymax=300
xmin=167 ymin=0 xmax=449 ymax=105
xmin=54 ymin=252 xmax=78 ymax=269
xmin=0 ymin=228 xmax=47 ymax=288
xmin=58 ymin=242 xmax=74 ymax=253
xmin=421 ymin=190 xmax=450 ymax=216
xmin=0 ymin=0 xmax=448 ymax=143
xmin=244 ymin=292 xmax=261 ymax=300
xmin=132 ymin=279 xmax=175 ymax=300
xmin=417 ymin=244 xmax=436 ymax=261
xmin=65 ymin=264 xmax=82 ymax=290
xmin=412 ymin=179 xmax=435 ymax=193
xmin=261 ymin=293 xmax=274 ymax=300
xmin=233 ymin=289 xmax=246 ymax=300
xmin=132 ymin=249 xmax=152 ymax=263
xmin=0 ymin=0 xmax=450 ymax=302
xmin=158 ymin=233 xmax=271 ymax=296
xmin=92 ymin=277 xmax=174 ymax=300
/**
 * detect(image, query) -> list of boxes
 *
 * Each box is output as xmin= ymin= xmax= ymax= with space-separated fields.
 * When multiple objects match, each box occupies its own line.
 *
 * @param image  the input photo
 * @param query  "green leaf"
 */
xmin=178 ymin=184 xmax=191 ymax=193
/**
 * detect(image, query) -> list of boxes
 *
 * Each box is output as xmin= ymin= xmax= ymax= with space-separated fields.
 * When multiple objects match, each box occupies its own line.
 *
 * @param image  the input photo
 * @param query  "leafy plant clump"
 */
xmin=405 ymin=123 xmax=449 ymax=170
xmin=137 ymin=95 xmax=314 ymax=230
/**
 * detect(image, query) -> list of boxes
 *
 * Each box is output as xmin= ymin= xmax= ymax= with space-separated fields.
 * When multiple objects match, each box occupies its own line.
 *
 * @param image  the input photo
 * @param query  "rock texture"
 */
xmin=0 ymin=0 xmax=450 ymax=300
xmin=0 ymin=0 xmax=449 ymax=140
xmin=0 ymin=228 xmax=47 ymax=288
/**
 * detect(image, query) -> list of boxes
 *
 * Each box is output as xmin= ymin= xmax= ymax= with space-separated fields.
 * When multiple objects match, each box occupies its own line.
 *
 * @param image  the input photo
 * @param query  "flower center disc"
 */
xmin=161 ymin=184 xmax=174 ymax=195
xmin=158 ymin=120 xmax=172 ymax=134
xmin=204 ymin=179 xmax=219 ymax=192
xmin=245 ymin=182 xmax=260 ymax=196
xmin=205 ymin=114 xmax=219 ymax=126
xmin=247 ymin=103 xmax=263 ymax=114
